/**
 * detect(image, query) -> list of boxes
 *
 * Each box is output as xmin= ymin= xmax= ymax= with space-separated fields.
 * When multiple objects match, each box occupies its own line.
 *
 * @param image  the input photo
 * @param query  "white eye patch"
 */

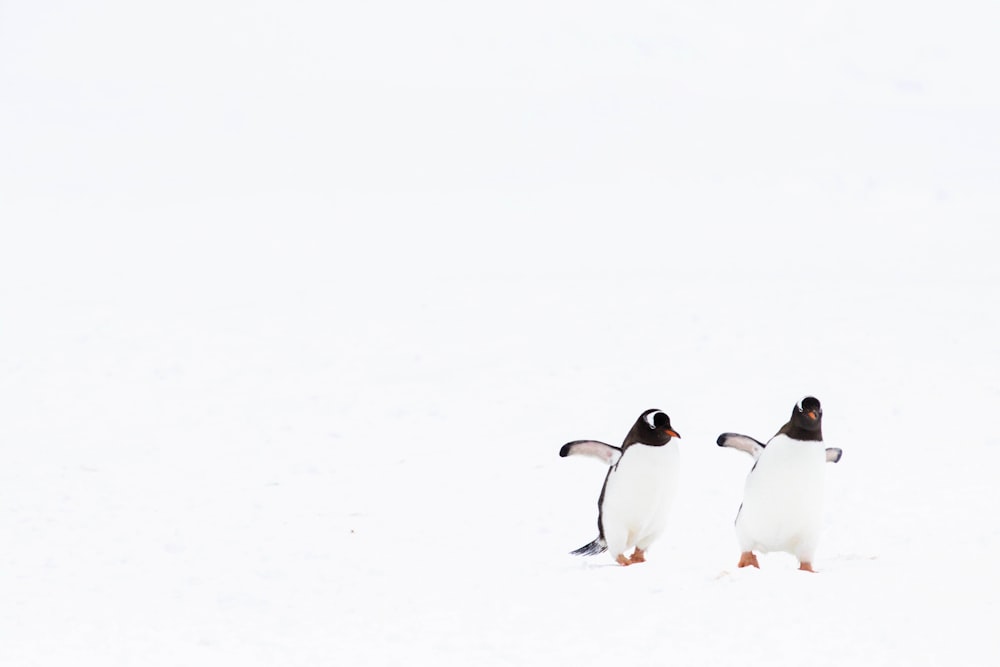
xmin=643 ymin=411 xmax=665 ymax=428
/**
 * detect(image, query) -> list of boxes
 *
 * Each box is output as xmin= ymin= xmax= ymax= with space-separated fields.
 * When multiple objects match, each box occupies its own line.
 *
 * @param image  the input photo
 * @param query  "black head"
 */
xmin=624 ymin=409 xmax=681 ymax=448
xmin=780 ymin=395 xmax=823 ymax=441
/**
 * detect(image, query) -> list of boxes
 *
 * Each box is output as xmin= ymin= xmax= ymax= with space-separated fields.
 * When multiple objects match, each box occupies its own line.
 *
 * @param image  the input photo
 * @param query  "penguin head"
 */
xmin=626 ymin=409 xmax=681 ymax=447
xmin=792 ymin=396 xmax=823 ymax=432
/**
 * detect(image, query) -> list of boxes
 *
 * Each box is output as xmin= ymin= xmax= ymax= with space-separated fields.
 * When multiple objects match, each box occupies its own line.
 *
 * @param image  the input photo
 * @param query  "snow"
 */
xmin=2 ymin=1 xmax=999 ymax=665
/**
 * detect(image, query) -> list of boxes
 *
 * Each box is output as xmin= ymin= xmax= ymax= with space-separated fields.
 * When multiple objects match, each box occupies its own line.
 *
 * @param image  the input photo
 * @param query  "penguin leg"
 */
xmin=604 ymin=525 xmax=630 ymax=566
xmin=738 ymin=551 xmax=760 ymax=568
xmin=612 ymin=530 xmax=635 ymax=566
xmin=795 ymin=537 xmax=819 ymax=570
xmin=628 ymin=548 xmax=646 ymax=564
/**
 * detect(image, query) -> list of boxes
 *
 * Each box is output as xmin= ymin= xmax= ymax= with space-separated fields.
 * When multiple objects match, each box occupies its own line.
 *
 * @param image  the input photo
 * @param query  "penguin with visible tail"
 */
xmin=717 ymin=396 xmax=841 ymax=572
xmin=560 ymin=409 xmax=681 ymax=566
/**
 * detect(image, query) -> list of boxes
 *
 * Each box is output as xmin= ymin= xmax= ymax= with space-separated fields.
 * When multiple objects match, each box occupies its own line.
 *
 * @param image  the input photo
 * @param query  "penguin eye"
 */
xmin=644 ymin=411 xmax=667 ymax=429
xmin=797 ymin=396 xmax=821 ymax=412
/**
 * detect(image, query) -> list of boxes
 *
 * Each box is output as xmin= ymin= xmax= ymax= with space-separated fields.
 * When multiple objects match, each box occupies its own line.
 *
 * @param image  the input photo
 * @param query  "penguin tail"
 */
xmin=569 ymin=537 xmax=607 ymax=556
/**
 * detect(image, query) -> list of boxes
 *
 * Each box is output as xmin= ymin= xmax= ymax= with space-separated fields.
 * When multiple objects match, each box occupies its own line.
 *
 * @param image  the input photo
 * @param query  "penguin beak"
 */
xmin=665 ymin=429 xmax=680 ymax=439
xmin=806 ymin=411 xmax=818 ymax=421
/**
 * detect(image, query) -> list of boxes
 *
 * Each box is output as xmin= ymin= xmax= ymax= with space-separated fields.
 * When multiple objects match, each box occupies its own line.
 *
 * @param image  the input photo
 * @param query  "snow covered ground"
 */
xmin=2 ymin=2 xmax=999 ymax=665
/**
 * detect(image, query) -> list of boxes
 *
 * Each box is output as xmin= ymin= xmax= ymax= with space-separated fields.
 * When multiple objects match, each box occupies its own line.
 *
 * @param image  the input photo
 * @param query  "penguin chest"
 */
xmin=603 ymin=443 xmax=679 ymax=531
xmin=737 ymin=436 xmax=826 ymax=553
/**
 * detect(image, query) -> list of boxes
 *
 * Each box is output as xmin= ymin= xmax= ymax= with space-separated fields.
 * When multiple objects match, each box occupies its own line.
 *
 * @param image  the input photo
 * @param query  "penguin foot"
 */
xmin=615 ymin=554 xmax=632 ymax=566
xmin=738 ymin=552 xmax=760 ymax=569
xmin=628 ymin=548 xmax=646 ymax=564
xmin=798 ymin=562 xmax=816 ymax=573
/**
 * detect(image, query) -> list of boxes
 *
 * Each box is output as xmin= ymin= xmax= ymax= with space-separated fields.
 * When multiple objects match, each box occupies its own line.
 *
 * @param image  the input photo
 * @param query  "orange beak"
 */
xmin=666 ymin=429 xmax=681 ymax=439
xmin=807 ymin=411 xmax=818 ymax=420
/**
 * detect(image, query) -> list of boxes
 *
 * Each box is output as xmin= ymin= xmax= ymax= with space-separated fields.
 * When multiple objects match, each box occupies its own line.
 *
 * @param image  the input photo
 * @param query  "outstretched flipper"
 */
xmin=570 ymin=536 xmax=608 ymax=556
xmin=825 ymin=448 xmax=843 ymax=463
xmin=559 ymin=440 xmax=622 ymax=466
xmin=717 ymin=433 xmax=767 ymax=459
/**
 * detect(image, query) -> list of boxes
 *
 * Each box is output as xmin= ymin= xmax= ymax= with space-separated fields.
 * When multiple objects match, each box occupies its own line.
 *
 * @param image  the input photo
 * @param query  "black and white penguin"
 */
xmin=560 ymin=409 xmax=681 ymax=566
xmin=717 ymin=396 xmax=842 ymax=572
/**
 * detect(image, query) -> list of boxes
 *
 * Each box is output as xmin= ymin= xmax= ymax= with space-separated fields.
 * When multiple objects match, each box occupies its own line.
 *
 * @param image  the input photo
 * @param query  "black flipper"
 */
xmin=826 ymin=448 xmax=843 ymax=463
xmin=717 ymin=432 xmax=766 ymax=459
xmin=559 ymin=440 xmax=622 ymax=466
xmin=570 ymin=536 xmax=608 ymax=556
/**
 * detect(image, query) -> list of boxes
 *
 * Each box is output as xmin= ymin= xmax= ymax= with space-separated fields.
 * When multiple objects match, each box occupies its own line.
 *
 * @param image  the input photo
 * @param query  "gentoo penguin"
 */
xmin=717 ymin=396 xmax=842 ymax=572
xmin=560 ymin=409 xmax=681 ymax=566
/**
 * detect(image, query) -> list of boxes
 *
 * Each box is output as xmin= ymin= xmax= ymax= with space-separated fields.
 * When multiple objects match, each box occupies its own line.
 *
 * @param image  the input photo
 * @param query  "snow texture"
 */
xmin=2 ymin=1 xmax=999 ymax=665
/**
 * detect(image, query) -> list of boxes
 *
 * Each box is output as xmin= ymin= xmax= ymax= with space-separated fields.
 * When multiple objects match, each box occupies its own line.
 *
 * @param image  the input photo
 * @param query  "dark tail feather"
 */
xmin=570 ymin=537 xmax=607 ymax=556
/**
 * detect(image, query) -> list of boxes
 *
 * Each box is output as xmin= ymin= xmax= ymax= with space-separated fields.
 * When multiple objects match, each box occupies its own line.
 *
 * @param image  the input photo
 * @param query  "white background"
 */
xmin=2 ymin=2 xmax=999 ymax=665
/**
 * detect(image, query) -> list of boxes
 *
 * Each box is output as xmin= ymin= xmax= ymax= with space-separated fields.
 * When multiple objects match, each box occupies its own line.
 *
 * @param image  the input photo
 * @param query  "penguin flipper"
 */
xmin=569 ymin=536 xmax=608 ymax=556
xmin=825 ymin=447 xmax=843 ymax=463
xmin=559 ymin=440 xmax=622 ymax=466
xmin=717 ymin=433 xmax=766 ymax=459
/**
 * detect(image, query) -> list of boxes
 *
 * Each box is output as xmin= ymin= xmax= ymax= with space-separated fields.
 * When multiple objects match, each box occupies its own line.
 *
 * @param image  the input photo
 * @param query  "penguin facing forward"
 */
xmin=560 ymin=409 xmax=681 ymax=566
xmin=717 ymin=396 xmax=842 ymax=572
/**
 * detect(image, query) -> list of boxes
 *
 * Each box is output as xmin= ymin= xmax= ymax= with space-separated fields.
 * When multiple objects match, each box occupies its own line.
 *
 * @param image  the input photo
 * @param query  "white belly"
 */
xmin=736 ymin=434 xmax=826 ymax=561
xmin=601 ymin=442 xmax=679 ymax=555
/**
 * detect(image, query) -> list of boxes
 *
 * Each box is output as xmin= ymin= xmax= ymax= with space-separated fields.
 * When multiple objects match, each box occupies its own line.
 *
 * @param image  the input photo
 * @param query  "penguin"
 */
xmin=560 ymin=409 xmax=681 ymax=566
xmin=717 ymin=396 xmax=842 ymax=572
